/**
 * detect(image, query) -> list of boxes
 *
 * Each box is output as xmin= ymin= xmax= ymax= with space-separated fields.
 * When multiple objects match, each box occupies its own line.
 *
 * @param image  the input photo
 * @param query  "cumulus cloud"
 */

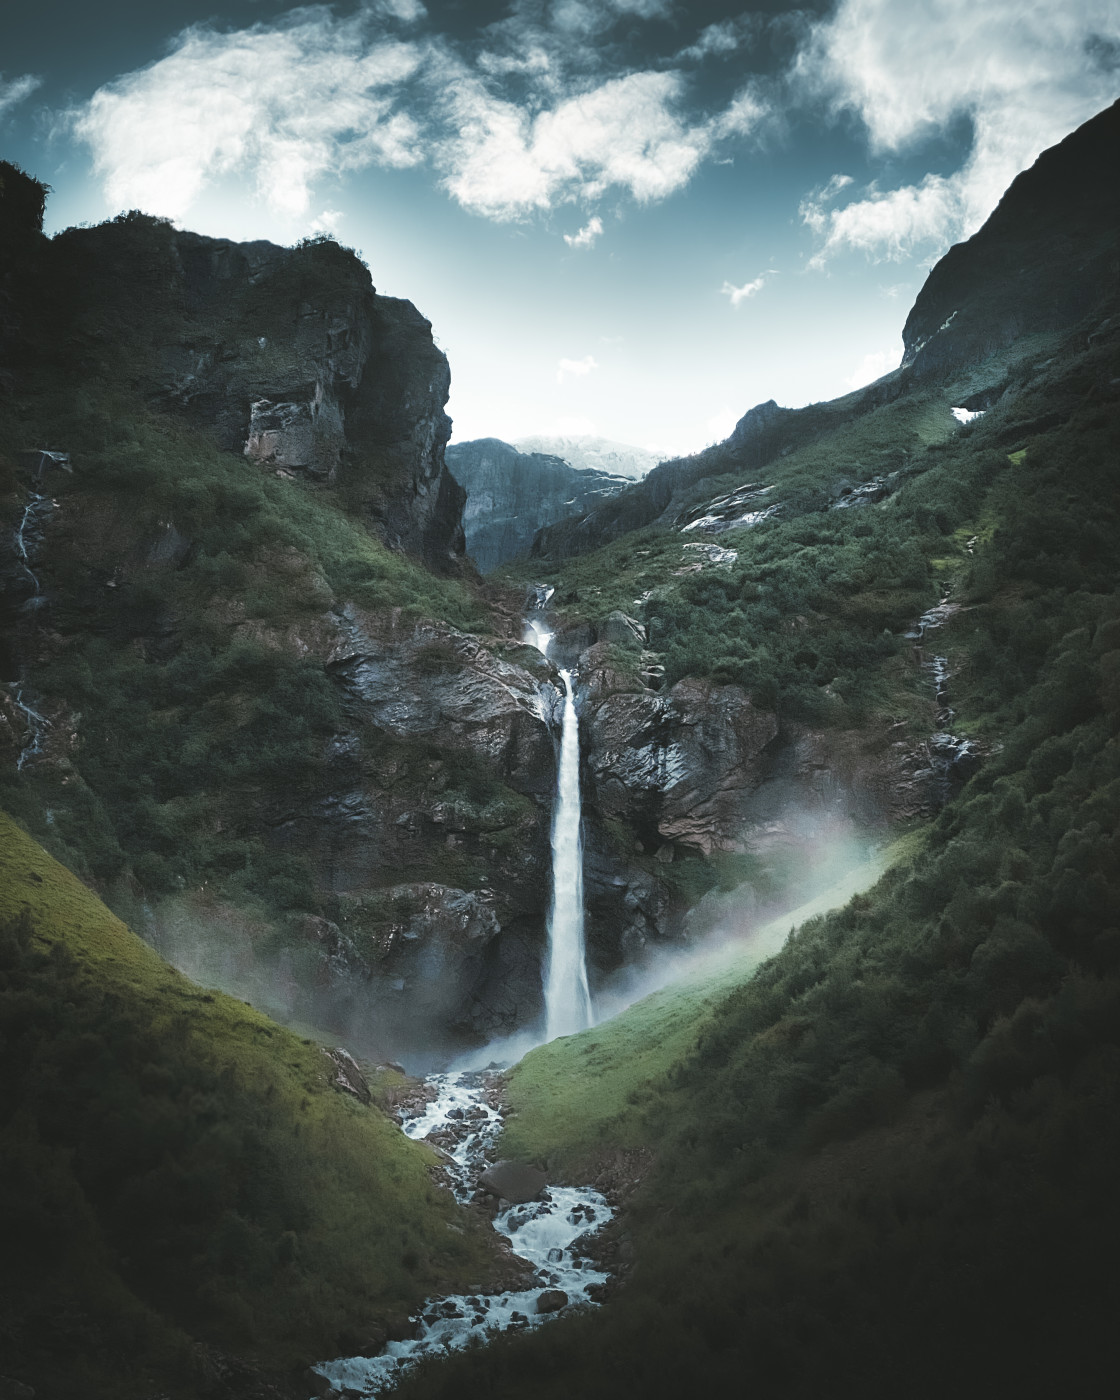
xmin=845 ymin=347 xmax=898 ymax=389
xmin=796 ymin=0 xmax=1120 ymax=263
xmin=679 ymin=16 xmax=762 ymax=63
xmin=557 ymin=354 xmax=599 ymax=382
xmin=0 ymin=73 xmax=42 ymax=120
xmin=71 ymin=11 xmax=425 ymax=219
xmin=68 ymin=2 xmax=768 ymax=227
xmin=435 ymin=68 xmax=716 ymax=218
xmin=564 ymin=214 xmax=603 ymax=248
xmin=721 ymin=274 xmax=768 ymax=307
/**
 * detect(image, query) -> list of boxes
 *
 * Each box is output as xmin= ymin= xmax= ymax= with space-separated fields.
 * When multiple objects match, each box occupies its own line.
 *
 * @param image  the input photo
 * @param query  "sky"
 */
xmin=3 ymin=1 xmax=1119 ymax=456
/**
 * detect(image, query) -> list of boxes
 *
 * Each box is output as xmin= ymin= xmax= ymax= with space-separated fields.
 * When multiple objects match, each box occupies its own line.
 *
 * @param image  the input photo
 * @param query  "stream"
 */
xmin=906 ymin=591 xmax=981 ymax=798
xmin=312 ymin=1071 xmax=612 ymax=1397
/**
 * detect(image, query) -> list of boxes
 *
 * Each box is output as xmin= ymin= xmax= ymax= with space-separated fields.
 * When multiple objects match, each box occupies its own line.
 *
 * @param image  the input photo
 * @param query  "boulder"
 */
xmin=535 ymin=1289 xmax=569 ymax=1314
xmin=598 ymin=610 xmax=646 ymax=648
xmin=478 ymin=1160 xmax=548 ymax=1204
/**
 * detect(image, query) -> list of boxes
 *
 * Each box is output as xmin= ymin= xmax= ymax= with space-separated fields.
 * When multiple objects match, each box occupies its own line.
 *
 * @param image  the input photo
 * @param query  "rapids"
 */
xmin=311 ymin=1072 xmax=612 ymax=1396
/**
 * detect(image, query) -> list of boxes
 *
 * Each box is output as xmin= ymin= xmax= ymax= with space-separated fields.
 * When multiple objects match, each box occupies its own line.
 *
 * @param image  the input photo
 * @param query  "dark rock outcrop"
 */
xmin=478 ymin=1160 xmax=548 ymax=1204
xmin=902 ymin=98 xmax=1120 ymax=377
xmin=29 ymin=216 xmax=466 ymax=568
xmin=446 ymin=437 xmax=628 ymax=572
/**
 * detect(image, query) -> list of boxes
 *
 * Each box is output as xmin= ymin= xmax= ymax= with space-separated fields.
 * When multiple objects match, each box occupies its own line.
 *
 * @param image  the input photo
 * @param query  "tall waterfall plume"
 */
xmin=543 ymin=668 xmax=593 ymax=1040
xmin=524 ymin=590 xmax=593 ymax=1041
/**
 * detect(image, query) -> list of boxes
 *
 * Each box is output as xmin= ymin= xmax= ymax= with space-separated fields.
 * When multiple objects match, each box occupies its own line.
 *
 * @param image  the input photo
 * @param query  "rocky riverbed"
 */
xmin=310 ymin=1071 xmax=613 ymax=1398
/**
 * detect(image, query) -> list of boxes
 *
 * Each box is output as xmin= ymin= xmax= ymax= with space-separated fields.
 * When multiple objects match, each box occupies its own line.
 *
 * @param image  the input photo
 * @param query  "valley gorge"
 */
xmin=1 ymin=96 xmax=1119 ymax=1400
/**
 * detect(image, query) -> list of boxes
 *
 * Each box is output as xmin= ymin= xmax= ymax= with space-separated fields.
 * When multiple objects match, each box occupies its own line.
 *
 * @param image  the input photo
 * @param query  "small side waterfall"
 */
xmin=543 ymin=669 xmax=593 ymax=1040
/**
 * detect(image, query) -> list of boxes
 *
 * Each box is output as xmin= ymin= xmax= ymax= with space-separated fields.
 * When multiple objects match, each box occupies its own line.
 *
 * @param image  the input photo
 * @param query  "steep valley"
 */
xmin=1 ymin=98 xmax=1119 ymax=1399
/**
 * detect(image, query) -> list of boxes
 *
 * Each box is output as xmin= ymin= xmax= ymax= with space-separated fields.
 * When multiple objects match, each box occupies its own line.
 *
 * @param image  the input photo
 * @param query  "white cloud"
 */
xmin=796 ymin=0 xmax=1120 ymax=263
xmin=436 ymin=68 xmax=714 ymax=218
xmin=0 ymin=73 xmax=42 ymax=120
xmin=564 ymin=214 xmax=603 ymax=248
xmin=845 ymin=347 xmax=898 ymax=389
xmin=372 ymin=0 xmax=427 ymax=21
xmin=705 ymin=406 xmax=740 ymax=441
xmin=721 ymin=274 xmax=767 ymax=307
xmin=308 ymin=207 xmax=346 ymax=235
xmin=68 ymin=3 xmax=768 ymax=228
xmin=679 ymin=14 xmax=766 ymax=64
xmin=711 ymin=86 xmax=768 ymax=139
xmin=557 ymin=354 xmax=599 ymax=382
xmin=71 ymin=12 xmax=426 ymax=220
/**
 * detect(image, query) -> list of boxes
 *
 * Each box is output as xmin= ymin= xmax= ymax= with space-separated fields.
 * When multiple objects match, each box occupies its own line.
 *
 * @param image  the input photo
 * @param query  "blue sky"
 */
xmin=3 ymin=1 xmax=1119 ymax=454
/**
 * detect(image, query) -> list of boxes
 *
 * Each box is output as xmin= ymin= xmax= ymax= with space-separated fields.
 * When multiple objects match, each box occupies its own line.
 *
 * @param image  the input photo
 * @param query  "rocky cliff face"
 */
xmin=902 ymin=98 xmax=1120 ymax=378
xmin=30 ymin=213 xmax=465 ymax=567
xmin=447 ymin=437 xmax=629 ymax=571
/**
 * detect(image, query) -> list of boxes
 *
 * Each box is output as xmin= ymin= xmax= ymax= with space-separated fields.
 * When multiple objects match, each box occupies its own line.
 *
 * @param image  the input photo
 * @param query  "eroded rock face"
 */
xmin=581 ymin=660 xmax=780 ymax=858
xmin=52 ymin=220 xmax=465 ymax=567
xmin=328 ymin=610 xmax=558 ymax=793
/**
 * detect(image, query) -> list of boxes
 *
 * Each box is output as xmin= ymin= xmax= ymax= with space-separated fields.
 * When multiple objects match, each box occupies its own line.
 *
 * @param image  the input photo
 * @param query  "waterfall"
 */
xmin=543 ymin=670 xmax=593 ymax=1040
xmin=525 ymin=593 xmax=593 ymax=1040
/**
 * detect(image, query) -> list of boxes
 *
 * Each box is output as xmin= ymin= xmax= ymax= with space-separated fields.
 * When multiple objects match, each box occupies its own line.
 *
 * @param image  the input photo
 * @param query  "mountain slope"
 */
xmin=378 ymin=101 xmax=1120 ymax=1400
xmin=0 ymin=812 xmax=499 ymax=1399
xmin=534 ymin=98 xmax=1120 ymax=564
xmin=446 ymin=437 xmax=629 ymax=571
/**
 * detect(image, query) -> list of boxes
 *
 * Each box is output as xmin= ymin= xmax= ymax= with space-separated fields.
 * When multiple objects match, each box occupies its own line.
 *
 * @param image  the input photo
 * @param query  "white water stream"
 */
xmin=524 ymin=593 xmax=594 ymax=1041
xmin=312 ymin=1072 xmax=612 ymax=1397
xmin=543 ymin=669 xmax=593 ymax=1041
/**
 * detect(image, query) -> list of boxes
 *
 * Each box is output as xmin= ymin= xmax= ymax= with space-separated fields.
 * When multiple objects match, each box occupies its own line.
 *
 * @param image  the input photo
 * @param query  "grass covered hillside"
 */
xmin=0 ymin=811 xmax=501 ymax=1399
xmin=384 ymin=254 xmax=1120 ymax=1399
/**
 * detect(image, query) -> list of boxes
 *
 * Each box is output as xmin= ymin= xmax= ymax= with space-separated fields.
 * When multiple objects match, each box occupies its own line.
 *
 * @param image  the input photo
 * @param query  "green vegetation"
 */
xmin=503 ymin=847 xmax=896 ymax=1176
xmin=0 ymin=812 xmax=498 ymax=1398
xmin=0 ymin=382 xmax=490 ymax=911
xmin=383 ymin=315 xmax=1120 ymax=1399
xmin=505 ymin=350 xmax=1078 ymax=732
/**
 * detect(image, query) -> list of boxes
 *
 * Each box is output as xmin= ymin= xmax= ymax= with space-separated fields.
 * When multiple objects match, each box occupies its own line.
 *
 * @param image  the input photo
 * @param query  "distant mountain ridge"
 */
xmin=446 ymin=436 xmax=631 ymax=571
xmin=512 ymin=434 xmax=660 ymax=480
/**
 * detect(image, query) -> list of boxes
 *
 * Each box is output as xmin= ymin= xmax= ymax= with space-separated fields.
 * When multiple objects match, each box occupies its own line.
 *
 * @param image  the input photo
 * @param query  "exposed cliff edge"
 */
xmin=5 ymin=202 xmax=465 ymax=569
xmin=902 ymin=97 xmax=1120 ymax=378
xmin=447 ymin=436 xmax=629 ymax=571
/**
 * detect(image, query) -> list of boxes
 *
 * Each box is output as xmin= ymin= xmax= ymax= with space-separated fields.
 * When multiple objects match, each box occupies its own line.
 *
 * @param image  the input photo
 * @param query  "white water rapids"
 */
xmin=312 ymin=1072 xmax=612 ymax=1397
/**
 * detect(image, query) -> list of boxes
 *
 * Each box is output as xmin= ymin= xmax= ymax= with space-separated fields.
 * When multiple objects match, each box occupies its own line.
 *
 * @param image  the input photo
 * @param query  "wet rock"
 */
xmin=329 ymin=616 xmax=555 ymax=796
xmin=583 ymin=668 xmax=780 ymax=857
xmin=598 ymin=610 xmax=646 ymax=648
xmin=320 ymin=1047 xmax=371 ymax=1105
xmin=478 ymin=1159 xmax=548 ymax=1204
xmin=535 ymin=1289 xmax=569 ymax=1314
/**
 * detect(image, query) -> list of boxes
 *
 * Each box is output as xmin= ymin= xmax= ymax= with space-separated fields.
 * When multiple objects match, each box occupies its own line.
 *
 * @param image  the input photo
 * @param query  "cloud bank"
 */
xmin=797 ymin=0 xmax=1120 ymax=262
xmin=70 ymin=2 xmax=767 ymax=227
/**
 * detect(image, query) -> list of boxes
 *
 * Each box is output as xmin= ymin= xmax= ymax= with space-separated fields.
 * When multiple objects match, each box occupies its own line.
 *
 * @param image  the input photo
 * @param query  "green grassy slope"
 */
xmin=502 ymin=845 xmax=897 ymax=1175
xmin=384 ymin=300 xmax=1120 ymax=1400
xmin=0 ymin=812 xmax=497 ymax=1398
